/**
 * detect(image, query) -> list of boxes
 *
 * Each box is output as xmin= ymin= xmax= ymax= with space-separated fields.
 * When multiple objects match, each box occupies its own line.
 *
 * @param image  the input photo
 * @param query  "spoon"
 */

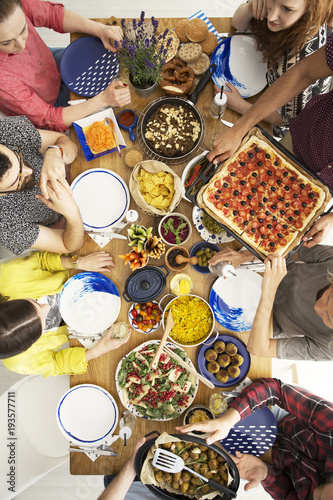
xmin=104 ymin=117 xmax=121 ymax=157
xmin=151 ymin=309 xmax=175 ymax=370
xmin=175 ymin=254 xmax=198 ymax=265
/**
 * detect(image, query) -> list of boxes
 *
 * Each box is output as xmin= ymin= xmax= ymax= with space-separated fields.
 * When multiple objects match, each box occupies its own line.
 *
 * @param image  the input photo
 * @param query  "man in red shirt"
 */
xmin=0 ymin=0 xmax=131 ymax=132
xmin=177 ymin=378 xmax=333 ymax=500
xmin=208 ymin=33 xmax=333 ymax=247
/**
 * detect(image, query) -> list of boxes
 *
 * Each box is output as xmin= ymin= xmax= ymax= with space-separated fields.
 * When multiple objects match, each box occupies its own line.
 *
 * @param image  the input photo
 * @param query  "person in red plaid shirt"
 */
xmin=177 ymin=378 xmax=333 ymax=499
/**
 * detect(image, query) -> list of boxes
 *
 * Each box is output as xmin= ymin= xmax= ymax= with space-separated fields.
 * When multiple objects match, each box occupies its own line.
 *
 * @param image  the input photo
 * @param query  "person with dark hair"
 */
xmin=220 ymin=0 xmax=333 ymax=137
xmin=0 ymin=0 xmax=130 ymax=131
xmin=0 ymin=115 xmax=85 ymax=255
xmin=0 ymin=249 xmax=130 ymax=377
xmin=176 ymin=378 xmax=333 ymax=500
xmin=208 ymin=246 xmax=333 ymax=361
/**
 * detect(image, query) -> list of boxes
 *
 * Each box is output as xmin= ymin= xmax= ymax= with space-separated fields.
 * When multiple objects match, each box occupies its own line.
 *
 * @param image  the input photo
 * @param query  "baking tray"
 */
xmin=185 ymin=126 xmax=332 ymax=262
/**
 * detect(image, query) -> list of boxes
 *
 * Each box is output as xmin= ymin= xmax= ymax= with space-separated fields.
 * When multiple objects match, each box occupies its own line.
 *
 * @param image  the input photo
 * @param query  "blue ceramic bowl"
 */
xmin=190 ymin=242 xmax=220 ymax=274
xmin=116 ymin=109 xmax=138 ymax=141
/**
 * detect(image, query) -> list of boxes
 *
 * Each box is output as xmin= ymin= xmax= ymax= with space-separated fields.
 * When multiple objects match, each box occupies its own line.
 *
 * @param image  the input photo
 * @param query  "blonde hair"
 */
xmin=250 ymin=0 xmax=333 ymax=66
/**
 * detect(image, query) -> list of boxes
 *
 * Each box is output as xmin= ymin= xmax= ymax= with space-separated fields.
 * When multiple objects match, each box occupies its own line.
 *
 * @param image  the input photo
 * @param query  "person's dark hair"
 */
xmin=0 ymin=295 xmax=43 ymax=359
xmin=0 ymin=0 xmax=22 ymax=24
xmin=0 ymin=151 xmax=11 ymax=182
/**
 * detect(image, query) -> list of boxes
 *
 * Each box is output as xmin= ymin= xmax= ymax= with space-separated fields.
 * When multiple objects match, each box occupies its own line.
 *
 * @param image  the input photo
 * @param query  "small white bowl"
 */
xmin=128 ymin=301 xmax=162 ymax=334
xmin=158 ymin=212 xmax=192 ymax=246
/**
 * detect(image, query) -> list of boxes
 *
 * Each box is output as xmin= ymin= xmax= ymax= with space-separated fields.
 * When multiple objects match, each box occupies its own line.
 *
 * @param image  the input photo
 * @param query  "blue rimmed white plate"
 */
xmin=71 ymin=169 xmax=129 ymax=230
xmin=192 ymin=206 xmax=234 ymax=244
xmin=221 ymin=407 xmax=277 ymax=456
xmin=59 ymin=272 xmax=120 ymax=334
xmin=197 ymin=334 xmax=250 ymax=387
xmin=211 ymin=35 xmax=267 ymax=98
xmin=209 ymin=269 xmax=262 ymax=332
xmin=115 ymin=340 xmax=198 ymax=421
xmin=57 ymin=384 xmax=118 ymax=445
xmin=60 ymin=36 xmax=120 ymax=97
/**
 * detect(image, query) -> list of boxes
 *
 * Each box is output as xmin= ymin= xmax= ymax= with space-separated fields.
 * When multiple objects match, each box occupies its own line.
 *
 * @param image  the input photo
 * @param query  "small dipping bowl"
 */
xmin=116 ymin=109 xmax=138 ymax=141
xmin=165 ymin=245 xmax=190 ymax=272
xmin=183 ymin=405 xmax=215 ymax=437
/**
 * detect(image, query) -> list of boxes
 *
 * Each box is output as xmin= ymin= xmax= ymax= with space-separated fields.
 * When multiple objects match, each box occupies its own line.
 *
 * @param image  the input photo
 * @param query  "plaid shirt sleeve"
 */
xmin=230 ymin=378 xmax=333 ymax=499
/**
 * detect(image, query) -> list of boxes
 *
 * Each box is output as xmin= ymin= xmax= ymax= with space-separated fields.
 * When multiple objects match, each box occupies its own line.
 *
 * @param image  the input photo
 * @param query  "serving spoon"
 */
xmin=151 ymin=309 xmax=174 ymax=370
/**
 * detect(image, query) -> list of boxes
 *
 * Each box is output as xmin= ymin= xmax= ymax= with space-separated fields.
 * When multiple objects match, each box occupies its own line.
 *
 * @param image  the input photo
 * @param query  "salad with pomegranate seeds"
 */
xmin=117 ymin=342 xmax=197 ymax=420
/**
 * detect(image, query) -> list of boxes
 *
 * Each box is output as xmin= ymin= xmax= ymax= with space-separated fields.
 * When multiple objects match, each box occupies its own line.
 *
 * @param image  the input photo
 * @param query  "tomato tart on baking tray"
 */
xmin=196 ymin=129 xmax=331 ymax=258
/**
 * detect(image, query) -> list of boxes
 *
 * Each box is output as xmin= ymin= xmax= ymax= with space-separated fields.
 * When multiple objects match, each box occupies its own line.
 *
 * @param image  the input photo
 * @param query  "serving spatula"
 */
xmin=151 ymin=309 xmax=174 ymax=370
xmin=153 ymin=448 xmax=237 ymax=498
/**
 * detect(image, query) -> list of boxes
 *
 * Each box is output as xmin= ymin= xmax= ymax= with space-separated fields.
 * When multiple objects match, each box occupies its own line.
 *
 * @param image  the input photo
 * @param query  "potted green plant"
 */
xmin=114 ymin=12 xmax=173 ymax=97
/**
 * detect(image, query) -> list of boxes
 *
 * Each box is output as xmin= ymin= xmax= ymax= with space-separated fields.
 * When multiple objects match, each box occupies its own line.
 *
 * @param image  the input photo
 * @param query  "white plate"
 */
xmin=192 ymin=206 xmax=234 ymax=244
xmin=211 ymin=35 xmax=267 ymax=98
xmin=209 ymin=269 xmax=262 ymax=331
xmin=71 ymin=169 xmax=130 ymax=230
xmin=57 ymin=384 xmax=118 ymax=445
xmin=115 ymin=340 xmax=198 ymax=421
xmin=59 ymin=272 xmax=121 ymax=334
xmin=181 ymin=150 xmax=209 ymax=202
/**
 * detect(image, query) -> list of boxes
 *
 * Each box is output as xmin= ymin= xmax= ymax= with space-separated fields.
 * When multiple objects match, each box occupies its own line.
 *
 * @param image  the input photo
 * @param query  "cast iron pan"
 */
xmin=140 ymin=64 xmax=216 ymax=161
xmin=134 ymin=431 xmax=240 ymax=500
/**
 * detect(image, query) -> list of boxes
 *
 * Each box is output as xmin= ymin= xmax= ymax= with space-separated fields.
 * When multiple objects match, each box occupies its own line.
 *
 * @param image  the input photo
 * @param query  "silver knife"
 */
xmin=69 ymin=447 xmax=117 ymax=456
xmin=86 ymin=230 xmax=127 ymax=240
xmin=221 ymin=118 xmax=234 ymax=128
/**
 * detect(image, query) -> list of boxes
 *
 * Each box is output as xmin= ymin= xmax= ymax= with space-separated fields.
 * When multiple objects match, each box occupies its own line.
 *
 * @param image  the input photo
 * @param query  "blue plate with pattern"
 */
xmin=210 ymin=35 xmax=267 ymax=98
xmin=59 ymin=272 xmax=120 ymax=334
xmin=221 ymin=407 xmax=277 ymax=456
xmin=60 ymin=36 xmax=120 ymax=97
xmin=209 ymin=269 xmax=262 ymax=332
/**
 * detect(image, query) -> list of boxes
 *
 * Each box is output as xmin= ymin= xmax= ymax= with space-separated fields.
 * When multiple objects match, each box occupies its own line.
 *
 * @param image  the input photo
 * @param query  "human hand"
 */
xmin=98 ymin=24 xmax=123 ymax=52
xmin=175 ymin=408 xmax=240 ymax=445
xmin=262 ymin=254 xmax=287 ymax=297
xmin=208 ymin=249 xmax=253 ymax=269
xmin=102 ymin=80 xmax=131 ymax=107
xmin=223 ymin=83 xmax=246 ymax=113
xmin=207 ymin=126 xmax=244 ymax=164
xmin=40 ymin=149 xmax=71 ymax=200
xmin=78 ymin=252 xmax=115 ymax=272
xmin=314 ymin=481 xmax=333 ymax=500
xmin=302 ymin=213 xmax=333 ymax=248
xmin=249 ymin=0 xmax=267 ymax=20
xmin=127 ymin=437 xmax=147 ymax=470
xmin=86 ymin=328 xmax=132 ymax=361
xmin=233 ymin=451 xmax=268 ymax=490
xmin=35 ymin=183 xmax=80 ymax=219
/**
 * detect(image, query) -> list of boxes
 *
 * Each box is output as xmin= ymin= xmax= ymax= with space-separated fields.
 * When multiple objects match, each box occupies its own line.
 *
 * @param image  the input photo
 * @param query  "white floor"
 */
xmin=2 ymin=1 xmax=333 ymax=499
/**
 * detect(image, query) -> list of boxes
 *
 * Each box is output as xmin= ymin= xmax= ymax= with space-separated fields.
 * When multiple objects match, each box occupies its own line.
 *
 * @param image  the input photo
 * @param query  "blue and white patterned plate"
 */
xmin=71 ymin=169 xmax=129 ymax=230
xmin=209 ymin=269 xmax=262 ymax=331
xmin=115 ymin=340 xmax=198 ymax=421
xmin=221 ymin=407 xmax=277 ymax=456
xmin=211 ymin=35 xmax=267 ymax=98
xmin=57 ymin=384 xmax=118 ymax=445
xmin=59 ymin=272 xmax=120 ymax=334
xmin=60 ymin=36 xmax=120 ymax=97
xmin=192 ymin=206 xmax=234 ymax=244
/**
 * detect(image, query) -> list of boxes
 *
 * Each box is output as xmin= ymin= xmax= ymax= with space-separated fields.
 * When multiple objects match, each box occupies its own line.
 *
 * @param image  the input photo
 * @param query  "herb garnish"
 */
xmin=162 ymin=217 xmax=188 ymax=245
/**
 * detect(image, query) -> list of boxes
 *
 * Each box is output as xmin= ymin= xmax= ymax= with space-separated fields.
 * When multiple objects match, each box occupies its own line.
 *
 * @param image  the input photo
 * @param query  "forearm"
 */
xmin=62 ymin=10 xmax=104 ymax=38
xmin=54 ymin=135 xmax=78 ymax=164
xmin=61 ymin=93 xmax=106 ymax=128
xmin=231 ymin=45 xmax=331 ymax=139
xmin=62 ymin=210 xmax=84 ymax=252
xmin=231 ymin=99 xmax=283 ymax=126
xmin=98 ymin=461 xmax=136 ymax=500
xmin=231 ymin=3 xmax=253 ymax=30
xmin=247 ymin=292 xmax=277 ymax=357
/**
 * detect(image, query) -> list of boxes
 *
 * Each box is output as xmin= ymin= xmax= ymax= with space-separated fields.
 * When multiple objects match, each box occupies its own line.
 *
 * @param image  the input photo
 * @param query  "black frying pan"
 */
xmin=134 ymin=431 xmax=240 ymax=500
xmin=140 ymin=64 xmax=216 ymax=161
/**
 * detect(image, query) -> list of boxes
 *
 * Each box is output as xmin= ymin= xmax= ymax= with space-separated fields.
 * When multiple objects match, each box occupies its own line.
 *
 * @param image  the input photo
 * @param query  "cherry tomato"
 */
xmin=147 ymin=302 xmax=153 ymax=307
xmin=137 ymin=314 xmax=143 ymax=323
xmin=148 ymin=323 xmax=153 ymax=329
xmin=132 ymin=319 xmax=138 ymax=326
xmin=140 ymin=304 xmax=147 ymax=310
xmin=151 ymin=319 xmax=156 ymax=325
xmin=143 ymin=320 xmax=150 ymax=324
xmin=142 ymin=325 xmax=148 ymax=332
xmin=214 ymin=179 xmax=221 ymax=189
xmin=135 ymin=304 xmax=140 ymax=310
xmin=147 ymin=306 xmax=152 ymax=316
xmin=152 ymin=308 xmax=158 ymax=315
xmin=138 ymin=322 xmax=143 ymax=330
xmin=132 ymin=309 xmax=138 ymax=318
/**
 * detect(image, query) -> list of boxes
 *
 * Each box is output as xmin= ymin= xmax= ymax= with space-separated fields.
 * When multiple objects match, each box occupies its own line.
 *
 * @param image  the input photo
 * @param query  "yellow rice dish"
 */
xmin=165 ymin=296 xmax=213 ymax=345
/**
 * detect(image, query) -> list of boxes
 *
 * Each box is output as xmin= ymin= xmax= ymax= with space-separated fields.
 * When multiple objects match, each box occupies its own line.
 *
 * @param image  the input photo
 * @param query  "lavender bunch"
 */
xmin=114 ymin=12 xmax=172 ymax=87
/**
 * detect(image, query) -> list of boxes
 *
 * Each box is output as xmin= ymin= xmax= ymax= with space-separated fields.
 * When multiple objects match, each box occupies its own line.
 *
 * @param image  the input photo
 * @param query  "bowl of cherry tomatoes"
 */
xmin=128 ymin=301 xmax=162 ymax=334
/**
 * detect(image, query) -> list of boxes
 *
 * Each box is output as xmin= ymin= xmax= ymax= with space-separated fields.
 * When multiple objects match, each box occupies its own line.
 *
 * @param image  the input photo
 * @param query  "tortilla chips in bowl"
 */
xmin=129 ymin=160 xmax=183 ymax=216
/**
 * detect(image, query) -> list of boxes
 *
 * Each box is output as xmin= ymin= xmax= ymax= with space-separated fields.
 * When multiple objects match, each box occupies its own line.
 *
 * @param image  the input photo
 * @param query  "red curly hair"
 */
xmin=250 ymin=0 xmax=333 ymax=66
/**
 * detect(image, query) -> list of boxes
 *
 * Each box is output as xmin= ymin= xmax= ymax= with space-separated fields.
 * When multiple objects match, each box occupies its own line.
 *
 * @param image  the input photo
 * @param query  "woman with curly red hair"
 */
xmin=223 ymin=0 xmax=333 ymax=136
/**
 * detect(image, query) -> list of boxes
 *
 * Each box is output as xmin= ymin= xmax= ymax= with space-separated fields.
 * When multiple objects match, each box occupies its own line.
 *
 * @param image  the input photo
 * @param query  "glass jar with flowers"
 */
xmin=114 ymin=12 xmax=173 ymax=97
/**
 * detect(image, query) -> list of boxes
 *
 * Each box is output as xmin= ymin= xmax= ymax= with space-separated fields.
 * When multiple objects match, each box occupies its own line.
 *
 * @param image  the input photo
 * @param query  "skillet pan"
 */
xmin=138 ymin=64 xmax=216 ymax=163
xmin=134 ymin=430 xmax=239 ymax=500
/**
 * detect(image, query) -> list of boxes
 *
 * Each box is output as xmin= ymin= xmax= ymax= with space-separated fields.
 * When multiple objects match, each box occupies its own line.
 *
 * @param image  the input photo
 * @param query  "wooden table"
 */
xmin=69 ymin=17 xmax=272 ymax=475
